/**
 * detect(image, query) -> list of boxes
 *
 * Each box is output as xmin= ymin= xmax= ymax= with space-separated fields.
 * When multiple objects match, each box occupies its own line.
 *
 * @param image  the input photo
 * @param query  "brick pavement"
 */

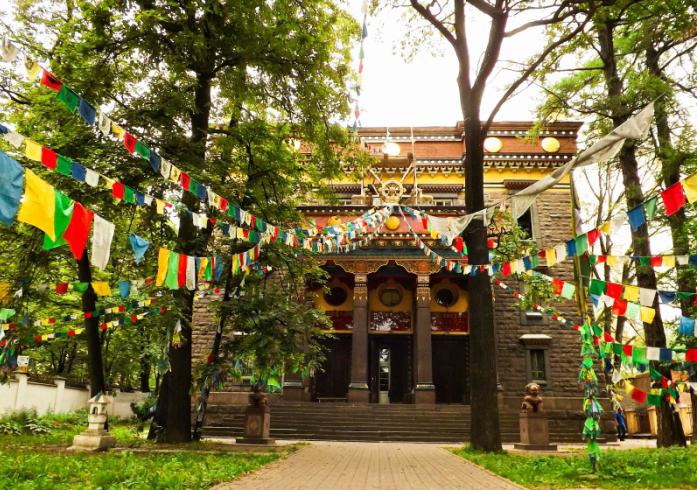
xmin=214 ymin=441 xmax=525 ymax=490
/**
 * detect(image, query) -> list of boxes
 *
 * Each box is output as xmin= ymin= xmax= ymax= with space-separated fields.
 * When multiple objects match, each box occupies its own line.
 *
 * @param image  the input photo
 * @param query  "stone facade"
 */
xmin=191 ymin=121 xmax=586 ymax=408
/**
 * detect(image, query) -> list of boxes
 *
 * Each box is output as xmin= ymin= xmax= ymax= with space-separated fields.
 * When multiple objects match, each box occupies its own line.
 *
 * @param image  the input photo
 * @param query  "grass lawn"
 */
xmin=456 ymin=445 xmax=697 ymax=490
xmin=0 ymin=411 xmax=289 ymax=489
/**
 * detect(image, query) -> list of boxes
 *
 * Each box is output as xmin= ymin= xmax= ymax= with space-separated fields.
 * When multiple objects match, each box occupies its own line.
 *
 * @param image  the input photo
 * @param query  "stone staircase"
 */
xmin=203 ymin=401 xmax=593 ymax=443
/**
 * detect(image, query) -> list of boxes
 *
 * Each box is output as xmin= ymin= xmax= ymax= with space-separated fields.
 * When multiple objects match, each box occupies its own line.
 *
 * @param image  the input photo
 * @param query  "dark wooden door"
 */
xmin=432 ymin=337 xmax=469 ymax=404
xmin=369 ymin=335 xmax=412 ymax=403
xmin=314 ymin=336 xmax=351 ymax=399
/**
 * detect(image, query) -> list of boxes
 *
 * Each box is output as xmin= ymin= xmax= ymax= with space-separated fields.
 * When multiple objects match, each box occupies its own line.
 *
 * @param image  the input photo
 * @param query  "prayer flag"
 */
xmin=561 ymin=282 xmax=576 ymax=300
xmin=134 ymin=141 xmax=150 ymax=160
xmin=631 ymin=388 xmax=647 ymax=404
xmin=606 ymin=282 xmax=622 ymax=299
xmin=660 ymin=348 xmax=673 ymax=362
xmin=63 ymin=201 xmax=93 ymax=259
xmin=149 ymin=151 xmax=161 ymax=174
xmin=71 ymin=163 xmax=86 ymax=182
xmin=626 ymin=301 xmax=640 ymax=320
xmin=40 ymin=70 xmax=62 ymax=91
xmin=661 ymin=182 xmax=686 ymax=216
xmin=24 ymin=139 xmax=42 ymax=161
xmin=639 ymin=288 xmax=656 ymax=307
xmin=96 ymin=113 xmax=111 ymax=136
xmin=118 ymin=281 xmax=131 ymax=299
xmin=57 ymin=154 xmax=72 ymax=176
xmin=186 ymin=256 xmax=196 ymax=290
xmin=156 ymin=248 xmax=170 ymax=286
xmin=640 ymin=306 xmax=656 ymax=324
xmin=612 ymin=298 xmax=628 ymax=316
xmin=686 ymin=348 xmax=697 ymax=362
xmin=17 ymin=169 xmax=56 ymax=239
xmin=92 ymin=281 xmax=111 ymax=296
xmin=545 ymin=247 xmax=557 ymax=267
xmin=682 ymin=173 xmax=697 ymax=203
xmin=627 ymin=205 xmax=646 ymax=231
xmin=623 ymin=285 xmax=639 ymax=303
xmin=24 ymin=59 xmax=40 ymax=80
xmin=41 ymin=147 xmax=57 ymax=170
xmin=91 ymin=214 xmax=114 ymax=270
xmin=180 ymin=172 xmax=190 ymax=190
xmin=662 ymin=256 xmax=675 ymax=268
xmin=566 ymin=239 xmax=576 ymax=256
xmin=42 ymin=190 xmax=74 ymax=250
xmin=0 ymin=151 xmax=24 ymax=226
xmin=112 ymin=182 xmax=125 ymax=200
xmin=84 ymin=168 xmax=99 ymax=187
xmin=177 ymin=253 xmax=187 ymax=288
xmin=123 ymin=132 xmax=137 ymax=154
xmin=57 ymin=85 xmax=80 ymax=113
xmin=165 ymin=251 xmax=181 ymax=289
xmin=78 ymin=99 xmax=96 ymax=125
xmin=160 ymin=159 xmax=172 ymax=179
xmin=679 ymin=316 xmax=695 ymax=336
xmin=589 ymin=279 xmax=606 ymax=296
xmin=633 ymin=346 xmax=648 ymax=365
xmin=645 ymin=197 xmax=658 ymax=220
xmin=646 ymin=347 xmax=661 ymax=361
xmin=575 ymin=234 xmax=588 ymax=255
xmin=128 ymin=233 xmax=150 ymax=264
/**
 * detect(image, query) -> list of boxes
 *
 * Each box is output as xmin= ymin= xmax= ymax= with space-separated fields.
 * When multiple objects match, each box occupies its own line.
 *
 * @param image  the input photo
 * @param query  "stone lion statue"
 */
xmin=521 ymin=382 xmax=544 ymax=413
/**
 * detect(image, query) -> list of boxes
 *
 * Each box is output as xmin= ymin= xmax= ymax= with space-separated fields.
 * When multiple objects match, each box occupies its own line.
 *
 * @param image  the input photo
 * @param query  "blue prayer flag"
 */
xmin=135 ymin=192 xmax=145 ymax=206
xmin=78 ymin=99 xmax=96 ymax=125
xmin=566 ymin=239 xmax=576 ymax=256
xmin=149 ymin=151 xmax=161 ymax=174
xmin=658 ymin=291 xmax=676 ymax=304
xmin=0 ymin=150 xmax=25 ymax=226
xmin=522 ymin=256 xmax=532 ymax=270
xmin=118 ymin=280 xmax=131 ymax=299
xmin=0 ymin=124 xmax=8 ymax=134
xmin=659 ymin=348 xmax=673 ymax=362
xmin=214 ymin=256 xmax=224 ymax=282
xmin=627 ymin=205 xmax=646 ymax=231
xmin=128 ymin=233 xmax=150 ymax=264
xmin=71 ymin=163 xmax=86 ymax=182
xmin=679 ymin=316 xmax=695 ymax=336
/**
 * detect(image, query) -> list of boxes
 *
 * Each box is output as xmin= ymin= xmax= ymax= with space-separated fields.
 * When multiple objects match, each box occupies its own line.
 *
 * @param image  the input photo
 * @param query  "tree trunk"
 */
xmin=156 ymin=71 xmax=213 ymax=443
xmin=462 ymin=112 xmax=502 ymax=452
xmin=77 ymin=252 xmax=105 ymax=396
xmin=596 ymin=18 xmax=685 ymax=447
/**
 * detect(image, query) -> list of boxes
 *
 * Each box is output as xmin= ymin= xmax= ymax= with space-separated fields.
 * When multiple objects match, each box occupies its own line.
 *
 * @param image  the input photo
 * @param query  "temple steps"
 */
xmin=203 ymin=401 xmax=589 ymax=443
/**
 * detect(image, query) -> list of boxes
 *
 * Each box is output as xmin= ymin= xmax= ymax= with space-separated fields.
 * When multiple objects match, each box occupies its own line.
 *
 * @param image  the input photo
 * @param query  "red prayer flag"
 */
xmin=597 ymin=256 xmax=607 ymax=263
xmin=421 ymin=217 xmax=428 ymax=230
xmin=40 ymin=70 xmax=62 ymax=91
xmin=623 ymin=344 xmax=633 ymax=357
xmin=112 ymin=182 xmax=125 ymax=200
xmin=454 ymin=236 xmax=464 ymax=253
xmin=552 ymin=278 xmax=564 ymax=295
xmin=130 ymin=315 xmax=138 ymax=323
xmin=100 ymin=323 xmax=108 ymax=331
xmin=68 ymin=329 xmax=76 ymax=336
xmin=686 ymin=348 xmax=697 ymax=363
xmin=55 ymin=283 xmax=69 ymax=294
xmin=177 ymin=253 xmax=187 ymax=288
xmin=613 ymin=298 xmax=628 ymax=316
xmin=661 ymin=182 xmax=686 ymax=216
xmin=606 ymin=282 xmax=623 ymax=299
xmin=123 ymin=132 xmax=137 ymax=154
xmin=502 ymin=262 xmax=511 ymax=276
xmin=118 ymin=305 xmax=125 ymax=312
xmin=587 ymin=229 xmax=599 ymax=246
xmin=604 ymin=332 xmax=615 ymax=343
xmin=220 ymin=197 xmax=228 ymax=211
xmin=63 ymin=202 xmax=94 ymax=259
xmin=650 ymin=256 xmax=663 ymax=267
xmin=631 ymin=388 xmax=648 ymax=404
xmin=180 ymin=172 xmax=190 ymax=190
xmin=41 ymin=147 xmax=58 ymax=170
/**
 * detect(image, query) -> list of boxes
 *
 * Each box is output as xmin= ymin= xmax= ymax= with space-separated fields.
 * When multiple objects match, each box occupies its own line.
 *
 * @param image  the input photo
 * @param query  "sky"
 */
xmin=345 ymin=0 xmax=547 ymax=128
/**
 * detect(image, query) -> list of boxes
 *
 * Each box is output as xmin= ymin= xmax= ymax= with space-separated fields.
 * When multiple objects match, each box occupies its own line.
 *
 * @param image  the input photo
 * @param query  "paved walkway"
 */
xmin=215 ymin=441 xmax=525 ymax=490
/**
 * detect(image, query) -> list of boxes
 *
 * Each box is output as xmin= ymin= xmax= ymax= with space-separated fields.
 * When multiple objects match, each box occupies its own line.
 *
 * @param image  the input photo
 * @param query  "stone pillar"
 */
xmin=348 ymin=274 xmax=370 ymax=403
xmin=283 ymin=369 xmax=310 ymax=402
xmin=414 ymin=274 xmax=435 ymax=404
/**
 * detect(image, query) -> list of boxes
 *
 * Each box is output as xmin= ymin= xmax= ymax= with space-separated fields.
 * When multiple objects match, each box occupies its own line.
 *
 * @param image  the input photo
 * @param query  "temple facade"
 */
xmin=194 ymin=120 xmax=586 ymax=410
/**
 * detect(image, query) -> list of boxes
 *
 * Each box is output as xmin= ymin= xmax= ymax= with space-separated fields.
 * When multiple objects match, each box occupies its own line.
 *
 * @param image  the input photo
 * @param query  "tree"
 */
xmin=378 ymin=0 xmax=592 ymax=451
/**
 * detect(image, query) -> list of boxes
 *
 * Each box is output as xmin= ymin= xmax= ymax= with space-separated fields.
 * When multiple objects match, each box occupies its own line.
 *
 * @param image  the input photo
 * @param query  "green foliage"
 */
xmin=457 ymin=445 xmax=697 ymax=489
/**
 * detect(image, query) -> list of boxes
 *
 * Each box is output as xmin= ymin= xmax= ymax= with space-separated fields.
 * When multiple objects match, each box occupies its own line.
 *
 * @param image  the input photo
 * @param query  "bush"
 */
xmin=0 ymin=422 xmax=21 ymax=435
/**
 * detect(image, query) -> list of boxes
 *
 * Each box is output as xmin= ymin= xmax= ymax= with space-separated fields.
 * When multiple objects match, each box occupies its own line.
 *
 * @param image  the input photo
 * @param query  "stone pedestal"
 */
xmin=514 ymin=411 xmax=557 ymax=451
xmin=238 ymin=403 xmax=275 ymax=445
xmin=70 ymin=430 xmax=116 ymax=451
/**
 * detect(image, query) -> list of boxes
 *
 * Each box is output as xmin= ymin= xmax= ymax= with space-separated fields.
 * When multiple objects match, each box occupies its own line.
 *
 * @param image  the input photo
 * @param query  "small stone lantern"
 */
xmin=70 ymin=392 xmax=116 ymax=451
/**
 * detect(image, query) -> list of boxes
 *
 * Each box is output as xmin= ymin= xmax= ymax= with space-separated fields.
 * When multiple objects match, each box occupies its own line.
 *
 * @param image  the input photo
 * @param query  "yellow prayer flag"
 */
xmin=0 ymin=282 xmax=10 ymax=305
xmin=682 ymin=173 xmax=697 ymax=203
xmin=156 ymin=248 xmax=170 ymax=287
xmin=198 ymin=257 xmax=208 ymax=279
xmin=24 ymin=59 xmax=40 ymax=80
xmin=662 ymin=256 xmax=675 ymax=268
xmin=92 ymin=281 xmax=112 ymax=297
xmin=640 ymin=306 xmax=656 ymax=324
xmin=606 ymin=256 xmax=618 ymax=266
xmin=17 ymin=169 xmax=56 ymax=240
xmin=623 ymin=285 xmax=639 ymax=303
xmin=599 ymin=221 xmax=612 ymax=235
xmin=624 ymin=381 xmax=634 ymax=395
xmin=24 ymin=139 xmax=42 ymax=162
xmin=112 ymin=123 xmax=125 ymax=139
xmin=546 ymin=248 xmax=557 ymax=267
xmin=156 ymin=199 xmax=165 ymax=214
xmin=170 ymin=166 xmax=181 ymax=184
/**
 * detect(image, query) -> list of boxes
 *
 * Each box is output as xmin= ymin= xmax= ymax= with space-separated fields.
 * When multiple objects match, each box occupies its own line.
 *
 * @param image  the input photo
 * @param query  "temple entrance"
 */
xmin=432 ymin=336 xmax=469 ymax=403
xmin=313 ymin=335 xmax=352 ymax=400
xmin=369 ymin=335 xmax=412 ymax=403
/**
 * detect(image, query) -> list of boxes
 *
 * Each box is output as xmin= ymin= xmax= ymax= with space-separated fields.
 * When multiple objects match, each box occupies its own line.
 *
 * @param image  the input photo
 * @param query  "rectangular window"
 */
xmin=529 ymin=349 xmax=546 ymax=381
xmin=517 ymin=208 xmax=534 ymax=239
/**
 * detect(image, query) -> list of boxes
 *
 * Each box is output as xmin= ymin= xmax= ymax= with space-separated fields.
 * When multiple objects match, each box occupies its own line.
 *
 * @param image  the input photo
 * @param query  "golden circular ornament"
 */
xmin=484 ymin=137 xmax=503 ymax=153
xmin=384 ymin=215 xmax=401 ymax=231
xmin=541 ymin=137 xmax=560 ymax=153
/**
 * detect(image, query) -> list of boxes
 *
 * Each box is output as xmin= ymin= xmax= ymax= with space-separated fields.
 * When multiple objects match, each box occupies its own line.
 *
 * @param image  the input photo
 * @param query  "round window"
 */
xmin=380 ymin=287 xmax=403 ymax=307
xmin=435 ymin=288 xmax=458 ymax=307
xmin=324 ymin=286 xmax=348 ymax=306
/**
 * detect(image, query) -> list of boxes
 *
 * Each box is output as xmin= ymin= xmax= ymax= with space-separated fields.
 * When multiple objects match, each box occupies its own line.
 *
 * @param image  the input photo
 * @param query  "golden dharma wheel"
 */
xmin=541 ymin=137 xmax=561 ymax=153
xmin=384 ymin=215 xmax=402 ymax=231
xmin=483 ymin=137 xmax=503 ymax=153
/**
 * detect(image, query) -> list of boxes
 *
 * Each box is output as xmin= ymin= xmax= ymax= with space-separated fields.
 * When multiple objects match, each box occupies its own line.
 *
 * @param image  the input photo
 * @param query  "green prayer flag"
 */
xmin=43 ymin=190 xmax=74 ymax=250
xmin=647 ymin=393 xmax=662 ymax=406
xmin=134 ymin=141 xmax=150 ymax=160
xmin=649 ymin=368 xmax=663 ymax=382
xmin=645 ymin=197 xmax=658 ymax=220
xmin=561 ymin=282 xmax=576 ymax=300
xmin=124 ymin=186 xmax=135 ymax=204
xmin=632 ymin=346 xmax=648 ymax=366
xmin=204 ymin=258 xmax=213 ymax=281
xmin=592 ymin=324 xmax=603 ymax=337
xmin=613 ymin=343 xmax=623 ymax=356
xmin=589 ymin=279 xmax=606 ymax=296
xmin=72 ymin=282 xmax=89 ymax=294
xmin=575 ymin=234 xmax=589 ymax=255
xmin=165 ymin=252 xmax=181 ymax=289
xmin=582 ymin=357 xmax=594 ymax=369
xmin=626 ymin=301 xmax=640 ymax=320
xmin=677 ymin=292 xmax=694 ymax=300
xmin=531 ymin=255 xmax=540 ymax=268
xmin=57 ymin=85 xmax=80 ymax=113
xmin=57 ymin=154 xmax=72 ymax=176
xmin=0 ymin=308 xmax=16 ymax=320
xmin=639 ymin=257 xmax=650 ymax=267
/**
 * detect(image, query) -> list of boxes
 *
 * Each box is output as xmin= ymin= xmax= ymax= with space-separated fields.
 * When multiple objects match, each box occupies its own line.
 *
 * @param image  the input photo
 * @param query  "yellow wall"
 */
xmin=314 ymin=278 xmax=353 ymax=312
xmin=430 ymin=280 xmax=469 ymax=313
xmin=368 ymin=279 xmax=413 ymax=313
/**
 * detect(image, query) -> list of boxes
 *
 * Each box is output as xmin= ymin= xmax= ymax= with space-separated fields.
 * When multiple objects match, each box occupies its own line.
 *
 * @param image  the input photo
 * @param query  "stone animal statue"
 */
xmin=520 ymin=382 xmax=544 ymax=413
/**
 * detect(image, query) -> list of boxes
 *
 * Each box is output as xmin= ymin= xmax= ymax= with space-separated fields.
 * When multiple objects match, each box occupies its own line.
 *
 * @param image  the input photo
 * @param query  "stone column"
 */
xmin=414 ymin=274 xmax=435 ymax=404
xmin=283 ymin=369 xmax=309 ymax=402
xmin=348 ymin=273 xmax=370 ymax=403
